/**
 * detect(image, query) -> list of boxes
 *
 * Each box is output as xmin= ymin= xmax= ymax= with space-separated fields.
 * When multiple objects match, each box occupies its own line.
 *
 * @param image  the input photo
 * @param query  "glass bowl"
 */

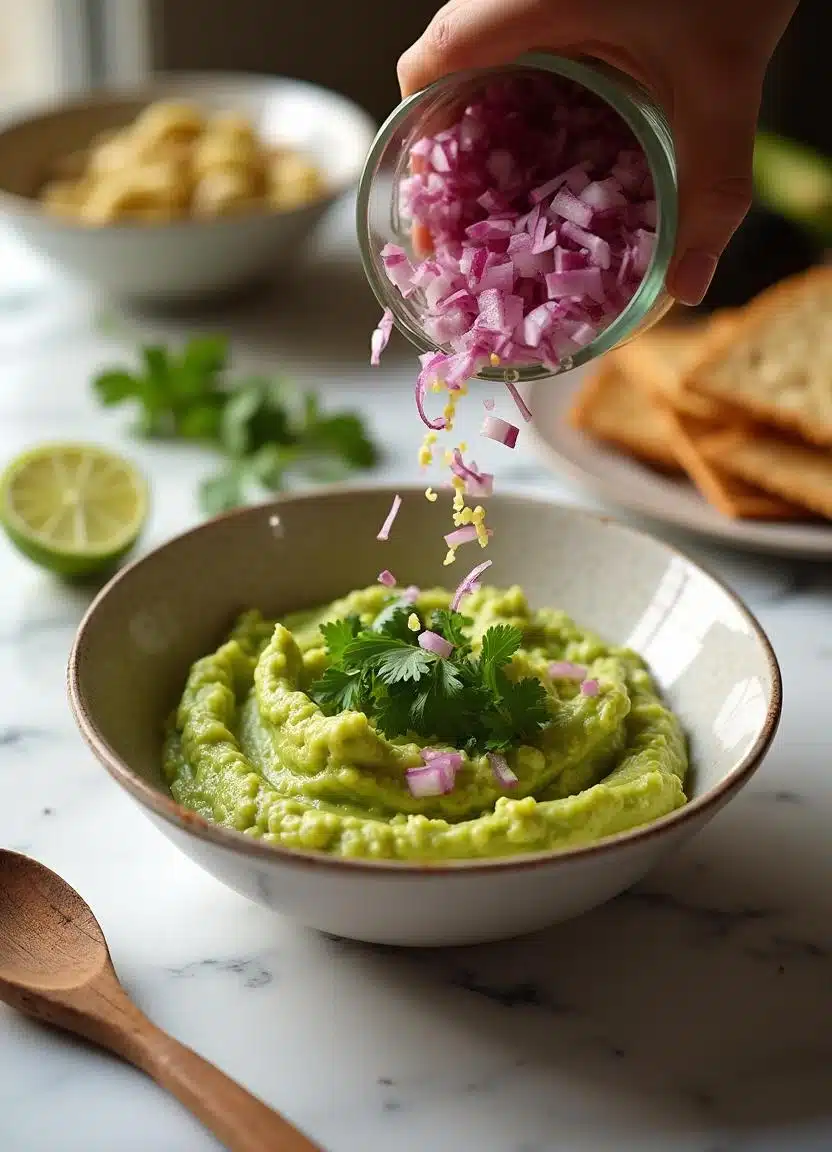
xmin=356 ymin=53 xmax=678 ymax=383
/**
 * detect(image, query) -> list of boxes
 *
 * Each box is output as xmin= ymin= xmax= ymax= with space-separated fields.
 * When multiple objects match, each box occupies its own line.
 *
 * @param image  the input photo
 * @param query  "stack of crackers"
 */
xmin=569 ymin=266 xmax=832 ymax=521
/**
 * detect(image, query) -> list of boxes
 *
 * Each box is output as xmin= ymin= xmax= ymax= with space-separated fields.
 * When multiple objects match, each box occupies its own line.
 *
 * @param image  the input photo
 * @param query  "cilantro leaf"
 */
xmin=375 ymin=645 xmax=436 ymax=685
xmin=304 ymin=413 xmax=379 ymax=468
xmin=434 ymin=657 xmax=464 ymax=698
xmin=504 ymin=676 xmax=550 ymax=736
xmin=478 ymin=624 xmax=523 ymax=702
xmin=319 ymin=616 xmax=361 ymax=663
xmin=93 ymin=370 xmax=139 ymax=406
xmin=372 ymin=602 xmax=415 ymax=641
xmin=92 ymin=335 xmax=380 ymax=519
xmin=310 ymin=666 xmax=365 ymax=713
xmin=306 ymin=612 xmax=551 ymax=753
xmin=341 ymin=633 xmax=412 ymax=672
xmin=373 ymin=687 xmax=416 ymax=739
xmin=431 ymin=608 xmax=471 ymax=650
xmin=199 ymin=465 xmax=248 ymax=516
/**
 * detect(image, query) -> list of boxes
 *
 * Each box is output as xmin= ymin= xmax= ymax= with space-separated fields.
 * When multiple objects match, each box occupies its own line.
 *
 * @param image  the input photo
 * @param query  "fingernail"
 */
xmin=671 ymin=250 xmax=718 ymax=306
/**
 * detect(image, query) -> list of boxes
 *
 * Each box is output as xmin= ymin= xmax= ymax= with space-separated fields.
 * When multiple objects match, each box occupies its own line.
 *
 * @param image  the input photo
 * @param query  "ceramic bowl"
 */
xmin=0 ymin=72 xmax=377 ymax=302
xmin=68 ymin=488 xmax=781 ymax=947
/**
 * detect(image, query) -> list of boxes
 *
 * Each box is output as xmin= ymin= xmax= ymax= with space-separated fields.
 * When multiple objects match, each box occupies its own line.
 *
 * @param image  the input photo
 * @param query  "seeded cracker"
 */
xmin=569 ymin=359 xmax=680 ymax=472
xmin=660 ymin=409 xmax=807 ymax=519
xmin=699 ymin=428 xmax=832 ymax=520
xmin=684 ymin=267 xmax=832 ymax=446
xmin=614 ymin=312 xmax=738 ymax=421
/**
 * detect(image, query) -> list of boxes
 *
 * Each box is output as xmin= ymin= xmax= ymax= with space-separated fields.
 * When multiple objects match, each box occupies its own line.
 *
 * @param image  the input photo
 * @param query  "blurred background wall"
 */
xmin=147 ymin=0 xmax=829 ymax=155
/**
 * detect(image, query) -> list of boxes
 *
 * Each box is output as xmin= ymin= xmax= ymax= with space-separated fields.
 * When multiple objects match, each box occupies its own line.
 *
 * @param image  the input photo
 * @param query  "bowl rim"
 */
xmin=0 ymin=69 xmax=378 ymax=230
xmin=67 ymin=485 xmax=782 ymax=875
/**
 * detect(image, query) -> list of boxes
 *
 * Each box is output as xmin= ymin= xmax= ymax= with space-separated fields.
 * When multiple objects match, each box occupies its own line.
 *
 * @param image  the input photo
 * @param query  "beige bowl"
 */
xmin=68 ymin=488 xmax=781 ymax=946
xmin=0 ymin=72 xmax=377 ymax=302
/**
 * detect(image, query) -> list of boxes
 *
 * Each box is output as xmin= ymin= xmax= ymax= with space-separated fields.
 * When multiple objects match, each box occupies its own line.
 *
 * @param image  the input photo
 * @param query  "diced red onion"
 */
xmin=377 ymin=495 xmax=402 ymax=541
xmin=450 ymin=448 xmax=492 ymax=489
xmin=550 ymin=187 xmax=595 ymax=228
xmin=632 ymin=228 xmax=656 ymax=275
xmin=381 ymin=243 xmax=415 ymax=298
xmin=370 ymin=308 xmax=394 ymax=367
xmin=418 ymin=630 xmax=455 ymax=659
xmin=549 ymin=660 xmax=587 ymax=680
xmin=580 ymin=678 xmax=600 ymax=697
xmin=504 ymin=379 xmax=532 ymax=422
xmin=422 ymin=748 xmax=463 ymax=772
xmin=482 ymin=415 xmax=519 ymax=448
xmin=488 ymin=752 xmax=519 ymax=788
xmin=483 ymin=396 xmax=495 ymax=410
xmin=451 ymin=559 xmax=492 ymax=611
xmin=579 ymin=177 xmax=626 ymax=211
xmin=444 ymin=524 xmax=480 ymax=548
xmin=377 ymin=569 xmax=396 ymax=588
xmin=403 ymin=585 xmax=420 ymax=603
xmin=466 ymin=473 xmax=493 ymax=498
xmin=559 ymin=221 xmax=611 ymax=270
xmin=406 ymin=762 xmax=456 ymax=797
xmin=546 ymin=267 xmax=605 ymax=303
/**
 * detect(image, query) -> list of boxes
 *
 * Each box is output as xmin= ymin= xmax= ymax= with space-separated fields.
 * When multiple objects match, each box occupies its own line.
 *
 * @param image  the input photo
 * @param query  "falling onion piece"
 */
xmin=418 ymin=630 xmax=455 ymax=659
xmin=451 ymin=559 xmax=492 ymax=611
xmin=450 ymin=449 xmax=494 ymax=495
xmin=488 ymin=752 xmax=519 ymax=788
xmin=482 ymin=415 xmax=519 ymax=448
xmin=370 ymin=308 xmax=394 ymax=366
xmin=377 ymin=495 xmax=402 ymax=541
xmin=483 ymin=397 xmax=496 ymax=411
xmin=580 ymin=678 xmax=600 ymax=697
xmin=377 ymin=569 xmax=397 ymax=587
xmin=504 ymin=380 xmax=532 ymax=423
xmin=444 ymin=524 xmax=493 ymax=548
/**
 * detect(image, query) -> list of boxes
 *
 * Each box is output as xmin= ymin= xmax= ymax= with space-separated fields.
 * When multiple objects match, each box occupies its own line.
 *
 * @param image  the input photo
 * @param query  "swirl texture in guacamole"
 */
xmin=163 ymin=585 xmax=688 ymax=860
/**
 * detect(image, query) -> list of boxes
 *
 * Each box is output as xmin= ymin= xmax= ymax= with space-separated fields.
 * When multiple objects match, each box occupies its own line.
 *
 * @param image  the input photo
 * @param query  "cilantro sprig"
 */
xmin=93 ymin=336 xmax=379 ymax=516
xmin=309 ymin=601 xmax=550 ymax=753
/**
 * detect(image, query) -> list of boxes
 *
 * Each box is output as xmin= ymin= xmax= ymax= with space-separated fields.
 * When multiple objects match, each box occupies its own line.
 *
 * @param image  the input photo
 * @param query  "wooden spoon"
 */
xmin=0 ymin=849 xmax=322 ymax=1152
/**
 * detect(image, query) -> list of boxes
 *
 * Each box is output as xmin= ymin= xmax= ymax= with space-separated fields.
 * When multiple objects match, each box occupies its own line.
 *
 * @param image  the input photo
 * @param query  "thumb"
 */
xmin=398 ymin=0 xmax=581 ymax=97
xmin=666 ymin=63 xmax=762 ymax=305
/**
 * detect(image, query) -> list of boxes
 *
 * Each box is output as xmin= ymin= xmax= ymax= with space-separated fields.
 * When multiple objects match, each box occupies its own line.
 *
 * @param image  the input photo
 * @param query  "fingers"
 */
xmin=398 ymin=0 xmax=574 ymax=96
xmin=667 ymin=61 xmax=763 ymax=305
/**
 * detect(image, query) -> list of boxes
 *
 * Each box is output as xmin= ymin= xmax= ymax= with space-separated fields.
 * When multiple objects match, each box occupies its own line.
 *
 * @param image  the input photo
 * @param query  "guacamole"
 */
xmin=163 ymin=585 xmax=688 ymax=860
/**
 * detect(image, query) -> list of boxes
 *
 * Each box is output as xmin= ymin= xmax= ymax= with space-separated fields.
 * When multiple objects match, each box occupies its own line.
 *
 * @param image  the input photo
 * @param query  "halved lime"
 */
xmin=0 ymin=443 xmax=148 ymax=578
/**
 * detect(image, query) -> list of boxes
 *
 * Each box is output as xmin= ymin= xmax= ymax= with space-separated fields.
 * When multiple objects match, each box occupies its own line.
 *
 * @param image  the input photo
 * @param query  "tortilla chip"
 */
xmin=661 ymin=409 xmax=808 ymax=519
xmin=614 ymin=311 xmax=738 ymax=421
xmin=699 ymin=428 xmax=832 ymax=520
xmin=684 ymin=267 xmax=832 ymax=447
xmin=569 ymin=360 xmax=680 ymax=471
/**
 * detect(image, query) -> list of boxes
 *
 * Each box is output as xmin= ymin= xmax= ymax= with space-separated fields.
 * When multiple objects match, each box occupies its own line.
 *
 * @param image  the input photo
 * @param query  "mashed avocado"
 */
xmin=163 ymin=585 xmax=688 ymax=860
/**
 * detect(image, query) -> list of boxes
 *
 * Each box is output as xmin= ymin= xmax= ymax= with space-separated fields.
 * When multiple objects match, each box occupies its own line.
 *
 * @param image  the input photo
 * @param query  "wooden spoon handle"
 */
xmin=131 ymin=1016 xmax=323 ymax=1152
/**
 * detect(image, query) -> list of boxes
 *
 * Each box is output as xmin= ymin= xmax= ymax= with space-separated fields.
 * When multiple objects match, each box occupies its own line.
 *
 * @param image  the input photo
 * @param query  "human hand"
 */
xmin=398 ymin=0 xmax=799 ymax=305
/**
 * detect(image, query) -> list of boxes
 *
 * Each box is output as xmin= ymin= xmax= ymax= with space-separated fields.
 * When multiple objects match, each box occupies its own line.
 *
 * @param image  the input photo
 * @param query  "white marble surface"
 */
xmin=0 ymin=202 xmax=830 ymax=1152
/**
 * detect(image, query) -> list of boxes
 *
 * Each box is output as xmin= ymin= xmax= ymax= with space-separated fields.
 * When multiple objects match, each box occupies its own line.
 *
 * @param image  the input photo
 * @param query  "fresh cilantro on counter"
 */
xmin=93 ymin=335 xmax=379 ymax=516
xmin=309 ymin=601 xmax=549 ymax=752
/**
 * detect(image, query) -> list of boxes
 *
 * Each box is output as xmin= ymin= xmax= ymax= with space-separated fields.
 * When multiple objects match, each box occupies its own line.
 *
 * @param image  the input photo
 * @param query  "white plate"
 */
xmin=527 ymin=369 xmax=832 ymax=559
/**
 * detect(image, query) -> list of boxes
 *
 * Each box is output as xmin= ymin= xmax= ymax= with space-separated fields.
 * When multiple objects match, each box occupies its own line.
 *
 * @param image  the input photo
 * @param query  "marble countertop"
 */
xmin=0 ymin=202 xmax=829 ymax=1152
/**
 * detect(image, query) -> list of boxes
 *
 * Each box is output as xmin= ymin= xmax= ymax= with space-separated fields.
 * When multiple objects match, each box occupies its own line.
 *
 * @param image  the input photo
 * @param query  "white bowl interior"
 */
xmin=73 ymin=490 xmax=778 ymax=817
xmin=0 ymin=71 xmax=376 ymax=202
